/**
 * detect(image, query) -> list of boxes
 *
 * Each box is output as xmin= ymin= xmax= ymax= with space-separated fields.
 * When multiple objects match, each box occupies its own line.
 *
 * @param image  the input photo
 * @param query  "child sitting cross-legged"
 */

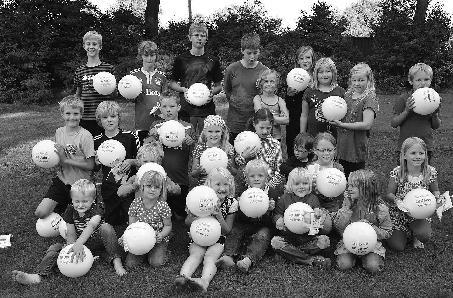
xmin=12 ymin=179 xmax=126 ymax=284
xmin=271 ymin=168 xmax=331 ymax=268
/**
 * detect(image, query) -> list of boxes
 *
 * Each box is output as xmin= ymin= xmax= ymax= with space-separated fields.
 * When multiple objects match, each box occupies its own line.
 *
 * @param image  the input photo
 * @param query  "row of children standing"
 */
xmin=12 ymin=21 xmax=444 ymax=292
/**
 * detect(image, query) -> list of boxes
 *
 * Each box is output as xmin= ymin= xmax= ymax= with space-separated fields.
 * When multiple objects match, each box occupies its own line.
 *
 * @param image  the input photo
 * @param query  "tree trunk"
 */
xmin=144 ymin=0 xmax=160 ymax=38
xmin=188 ymin=0 xmax=192 ymax=23
xmin=414 ymin=0 xmax=430 ymax=26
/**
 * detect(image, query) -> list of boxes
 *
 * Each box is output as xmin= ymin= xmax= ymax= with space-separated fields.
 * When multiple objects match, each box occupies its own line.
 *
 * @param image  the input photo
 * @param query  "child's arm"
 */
xmin=190 ymin=155 xmax=207 ymax=178
xmin=391 ymin=96 xmax=414 ymax=128
xmin=333 ymin=194 xmax=354 ymax=233
xmin=75 ymin=87 xmax=81 ymax=98
xmin=273 ymin=98 xmax=289 ymax=125
xmin=253 ymin=95 xmax=262 ymax=112
xmin=55 ymin=144 xmax=95 ymax=171
xmin=211 ymin=82 xmax=223 ymax=96
xmin=373 ymin=204 xmax=392 ymax=240
xmin=156 ymin=216 xmax=172 ymax=243
xmin=300 ymin=100 xmax=309 ymax=132
xmin=386 ymin=176 xmax=408 ymax=211
xmin=69 ymin=215 xmax=102 ymax=262
xmin=169 ymin=81 xmax=188 ymax=94
xmin=213 ymin=209 xmax=236 ymax=235
xmin=430 ymin=108 xmax=441 ymax=130
xmin=333 ymin=109 xmax=375 ymax=130
xmin=166 ymin=177 xmax=181 ymax=195
xmin=117 ymin=175 xmax=138 ymax=197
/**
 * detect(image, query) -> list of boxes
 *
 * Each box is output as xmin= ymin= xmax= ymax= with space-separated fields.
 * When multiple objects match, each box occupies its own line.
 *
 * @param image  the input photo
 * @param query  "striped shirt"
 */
xmin=62 ymin=203 xmax=103 ymax=237
xmin=74 ymin=62 xmax=115 ymax=120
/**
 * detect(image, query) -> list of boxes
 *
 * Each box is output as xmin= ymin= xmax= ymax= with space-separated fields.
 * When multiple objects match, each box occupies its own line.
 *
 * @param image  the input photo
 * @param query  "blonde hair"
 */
xmin=347 ymin=62 xmax=376 ymax=94
xmin=295 ymin=45 xmax=315 ymax=73
xmin=140 ymin=170 xmax=167 ymax=201
xmin=399 ymin=137 xmax=431 ymax=184
xmin=348 ymin=169 xmax=380 ymax=212
xmin=241 ymin=32 xmax=260 ymax=51
xmin=256 ymin=69 xmax=279 ymax=95
xmin=59 ymin=94 xmax=84 ymax=114
xmin=244 ymin=159 xmax=269 ymax=178
xmin=71 ymin=179 xmax=96 ymax=199
xmin=313 ymin=132 xmax=337 ymax=149
xmin=285 ymin=168 xmax=313 ymax=195
xmin=137 ymin=141 xmax=164 ymax=164
xmin=205 ymin=167 xmax=235 ymax=199
xmin=95 ymin=101 xmax=121 ymax=126
xmin=313 ymin=57 xmax=338 ymax=90
xmin=83 ymin=31 xmax=102 ymax=46
xmin=408 ymin=63 xmax=433 ymax=82
xmin=189 ymin=22 xmax=208 ymax=38
xmin=137 ymin=40 xmax=158 ymax=59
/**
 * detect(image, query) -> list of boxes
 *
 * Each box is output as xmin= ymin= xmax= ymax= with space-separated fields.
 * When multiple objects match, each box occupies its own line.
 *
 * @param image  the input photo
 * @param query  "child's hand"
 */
xmin=405 ymin=96 xmax=415 ymax=111
xmin=118 ymin=235 xmax=124 ymax=247
xmin=94 ymin=152 xmax=101 ymax=165
xmin=241 ymin=146 xmax=259 ymax=159
xmin=54 ymin=143 xmax=66 ymax=163
xmin=195 ymin=165 xmax=207 ymax=176
xmin=330 ymin=120 xmax=342 ymax=127
xmin=287 ymin=87 xmax=298 ymax=97
xmin=268 ymin=199 xmax=275 ymax=211
xmin=156 ymin=233 xmax=163 ymax=243
xmin=275 ymin=217 xmax=286 ymax=231
xmin=395 ymin=199 xmax=409 ymax=213
xmin=183 ymin=134 xmax=195 ymax=146
xmin=69 ymin=243 xmax=85 ymax=263
xmin=313 ymin=208 xmax=324 ymax=218
xmin=119 ymin=159 xmax=134 ymax=173
xmin=342 ymin=193 xmax=355 ymax=210
xmin=436 ymin=194 xmax=446 ymax=209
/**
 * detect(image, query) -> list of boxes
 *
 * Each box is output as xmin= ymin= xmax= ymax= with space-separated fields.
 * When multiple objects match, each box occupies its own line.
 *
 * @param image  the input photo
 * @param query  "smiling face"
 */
xmin=71 ymin=192 xmax=95 ymax=214
xmin=314 ymin=139 xmax=336 ymax=166
xmin=204 ymin=125 xmax=223 ymax=146
xmin=298 ymin=50 xmax=313 ymax=71
xmin=404 ymin=143 xmax=426 ymax=167
xmin=292 ymin=178 xmax=311 ymax=197
xmin=246 ymin=167 xmax=268 ymax=189
xmin=83 ymin=38 xmax=101 ymax=58
xmin=142 ymin=182 xmax=162 ymax=201
xmin=351 ymin=71 xmax=369 ymax=95
xmin=316 ymin=66 xmax=333 ymax=87
xmin=209 ymin=172 xmax=230 ymax=201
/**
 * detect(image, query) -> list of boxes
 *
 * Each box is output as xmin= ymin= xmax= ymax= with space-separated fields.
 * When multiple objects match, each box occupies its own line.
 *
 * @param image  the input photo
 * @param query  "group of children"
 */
xmin=11 ymin=22 xmax=445 ymax=293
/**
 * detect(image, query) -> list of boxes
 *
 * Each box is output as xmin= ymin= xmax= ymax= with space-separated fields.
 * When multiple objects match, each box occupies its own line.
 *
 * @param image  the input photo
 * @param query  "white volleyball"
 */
xmin=239 ymin=187 xmax=269 ymax=218
xmin=57 ymin=244 xmax=94 ymax=278
xmin=92 ymin=72 xmax=116 ymax=95
xmin=186 ymin=185 xmax=219 ymax=217
xmin=118 ymin=75 xmax=142 ymax=99
xmin=32 ymin=140 xmax=60 ymax=168
xmin=157 ymin=120 xmax=186 ymax=148
xmin=36 ymin=212 xmax=63 ymax=237
xmin=343 ymin=222 xmax=377 ymax=255
xmin=412 ymin=87 xmax=440 ymax=116
xmin=234 ymin=131 xmax=261 ymax=156
xmin=123 ymin=222 xmax=157 ymax=255
xmin=403 ymin=188 xmax=436 ymax=219
xmin=286 ymin=68 xmax=311 ymax=92
xmin=97 ymin=139 xmax=126 ymax=167
xmin=321 ymin=96 xmax=347 ymax=121
xmin=316 ymin=168 xmax=347 ymax=198
xmin=190 ymin=216 xmax=221 ymax=247
xmin=283 ymin=202 xmax=314 ymax=234
xmin=200 ymin=147 xmax=228 ymax=173
xmin=186 ymin=83 xmax=210 ymax=106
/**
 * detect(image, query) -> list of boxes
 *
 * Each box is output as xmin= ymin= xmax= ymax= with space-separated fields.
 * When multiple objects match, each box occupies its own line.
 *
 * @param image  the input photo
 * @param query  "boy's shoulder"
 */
xmin=56 ymin=126 xmax=93 ymax=139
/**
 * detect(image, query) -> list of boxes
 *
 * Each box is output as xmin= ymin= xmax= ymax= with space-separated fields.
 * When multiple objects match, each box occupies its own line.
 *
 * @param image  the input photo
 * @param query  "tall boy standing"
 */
xmin=169 ymin=22 xmax=223 ymax=137
xmin=223 ymin=32 xmax=268 ymax=143
xmin=74 ymin=30 xmax=115 ymax=137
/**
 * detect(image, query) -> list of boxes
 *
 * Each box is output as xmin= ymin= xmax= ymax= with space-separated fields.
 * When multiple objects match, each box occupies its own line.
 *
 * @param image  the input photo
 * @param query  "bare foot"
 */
xmin=187 ymin=277 xmax=208 ymax=292
xmin=174 ymin=275 xmax=188 ymax=289
xmin=413 ymin=238 xmax=425 ymax=249
xmin=113 ymin=259 xmax=127 ymax=276
xmin=12 ymin=271 xmax=41 ymax=285
xmin=215 ymin=255 xmax=235 ymax=269
xmin=236 ymin=257 xmax=252 ymax=273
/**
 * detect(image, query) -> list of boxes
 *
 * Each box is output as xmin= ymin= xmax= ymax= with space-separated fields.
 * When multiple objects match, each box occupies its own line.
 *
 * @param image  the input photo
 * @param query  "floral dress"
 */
xmin=388 ymin=165 xmax=437 ymax=234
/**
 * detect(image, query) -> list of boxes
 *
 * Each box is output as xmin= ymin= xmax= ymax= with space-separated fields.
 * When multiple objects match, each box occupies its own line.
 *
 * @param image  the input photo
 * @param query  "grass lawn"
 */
xmin=1 ymin=93 xmax=453 ymax=297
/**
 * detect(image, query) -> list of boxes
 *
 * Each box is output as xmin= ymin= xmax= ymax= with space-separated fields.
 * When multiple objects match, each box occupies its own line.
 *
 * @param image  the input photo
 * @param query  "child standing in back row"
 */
xmin=332 ymin=63 xmax=379 ymax=179
xmin=391 ymin=63 xmax=441 ymax=164
xmin=286 ymin=45 xmax=315 ymax=158
xmin=300 ymin=57 xmax=345 ymax=139
xmin=253 ymin=69 xmax=289 ymax=141
xmin=74 ymin=31 xmax=116 ymax=137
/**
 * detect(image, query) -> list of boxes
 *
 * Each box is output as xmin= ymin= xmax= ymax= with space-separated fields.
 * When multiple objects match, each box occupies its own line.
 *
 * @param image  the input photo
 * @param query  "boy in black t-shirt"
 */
xmin=169 ymin=22 xmax=223 ymax=137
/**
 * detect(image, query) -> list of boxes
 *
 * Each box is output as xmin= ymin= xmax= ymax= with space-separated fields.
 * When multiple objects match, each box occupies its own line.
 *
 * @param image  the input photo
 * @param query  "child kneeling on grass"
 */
xmin=271 ymin=168 xmax=331 ymax=268
xmin=119 ymin=170 xmax=172 ymax=268
xmin=175 ymin=168 xmax=237 ymax=292
xmin=12 ymin=179 xmax=126 ymax=284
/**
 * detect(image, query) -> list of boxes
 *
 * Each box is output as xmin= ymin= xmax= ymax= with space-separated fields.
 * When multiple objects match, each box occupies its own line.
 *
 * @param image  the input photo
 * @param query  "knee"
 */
xmin=336 ymin=254 xmax=355 ymax=271
xmin=386 ymin=231 xmax=407 ymax=252
xmin=412 ymin=221 xmax=432 ymax=243
xmin=362 ymin=255 xmax=384 ymax=274
xmin=149 ymin=256 xmax=166 ymax=267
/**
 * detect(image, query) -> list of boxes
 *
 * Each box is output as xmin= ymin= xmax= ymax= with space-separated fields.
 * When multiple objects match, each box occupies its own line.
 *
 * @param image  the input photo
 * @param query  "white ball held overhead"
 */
xmin=316 ymin=168 xmax=347 ymax=198
xmin=57 ymin=244 xmax=94 ymax=278
xmin=186 ymin=83 xmax=210 ymax=106
xmin=92 ymin=72 xmax=116 ymax=95
xmin=403 ymin=188 xmax=436 ymax=219
xmin=32 ymin=140 xmax=60 ymax=168
xmin=412 ymin=87 xmax=440 ymax=116
xmin=97 ymin=139 xmax=126 ymax=167
xmin=239 ymin=187 xmax=269 ymax=218
xmin=157 ymin=120 xmax=186 ymax=148
xmin=234 ymin=131 xmax=261 ymax=156
xmin=186 ymin=185 xmax=219 ymax=217
xmin=200 ymin=147 xmax=228 ymax=174
xmin=135 ymin=162 xmax=167 ymax=184
xmin=321 ymin=96 xmax=347 ymax=121
xmin=122 ymin=222 xmax=157 ymax=255
xmin=118 ymin=75 xmax=142 ymax=99
xmin=283 ymin=202 xmax=314 ymax=234
xmin=343 ymin=222 xmax=377 ymax=255
xmin=36 ymin=212 xmax=63 ymax=237
xmin=286 ymin=68 xmax=311 ymax=92
xmin=190 ymin=216 xmax=221 ymax=247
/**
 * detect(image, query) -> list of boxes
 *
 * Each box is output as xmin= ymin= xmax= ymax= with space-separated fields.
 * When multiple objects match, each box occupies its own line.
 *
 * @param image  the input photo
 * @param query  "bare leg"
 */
xmin=12 ymin=271 xmax=41 ymax=285
xmin=188 ymin=243 xmax=224 ymax=292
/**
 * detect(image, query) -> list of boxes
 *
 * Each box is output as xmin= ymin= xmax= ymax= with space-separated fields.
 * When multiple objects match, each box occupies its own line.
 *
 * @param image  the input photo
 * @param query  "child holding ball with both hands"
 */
xmin=176 ymin=168 xmax=237 ymax=293
xmin=331 ymin=63 xmax=379 ymax=179
xmin=386 ymin=137 xmax=443 ymax=251
xmin=334 ymin=170 xmax=392 ymax=274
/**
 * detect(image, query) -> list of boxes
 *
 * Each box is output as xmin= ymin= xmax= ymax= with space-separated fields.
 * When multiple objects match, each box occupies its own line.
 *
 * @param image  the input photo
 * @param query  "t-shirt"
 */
xmin=170 ymin=51 xmax=223 ymax=117
xmin=150 ymin=119 xmax=195 ymax=186
xmin=274 ymin=192 xmax=320 ymax=218
xmin=55 ymin=126 xmax=95 ymax=185
xmin=93 ymin=129 xmax=140 ymax=181
xmin=224 ymin=61 xmax=268 ymax=133
xmin=128 ymin=198 xmax=172 ymax=233
xmin=63 ymin=203 xmax=103 ymax=237
xmin=393 ymin=92 xmax=436 ymax=151
xmin=336 ymin=91 xmax=379 ymax=163
xmin=302 ymin=86 xmax=346 ymax=138
xmin=74 ymin=62 xmax=115 ymax=120
xmin=130 ymin=68 xmax=167 ymax=131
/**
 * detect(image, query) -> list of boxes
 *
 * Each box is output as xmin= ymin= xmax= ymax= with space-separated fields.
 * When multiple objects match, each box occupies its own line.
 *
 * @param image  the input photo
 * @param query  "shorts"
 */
xmin=45 ymin=177 xmax=72 ymax=215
